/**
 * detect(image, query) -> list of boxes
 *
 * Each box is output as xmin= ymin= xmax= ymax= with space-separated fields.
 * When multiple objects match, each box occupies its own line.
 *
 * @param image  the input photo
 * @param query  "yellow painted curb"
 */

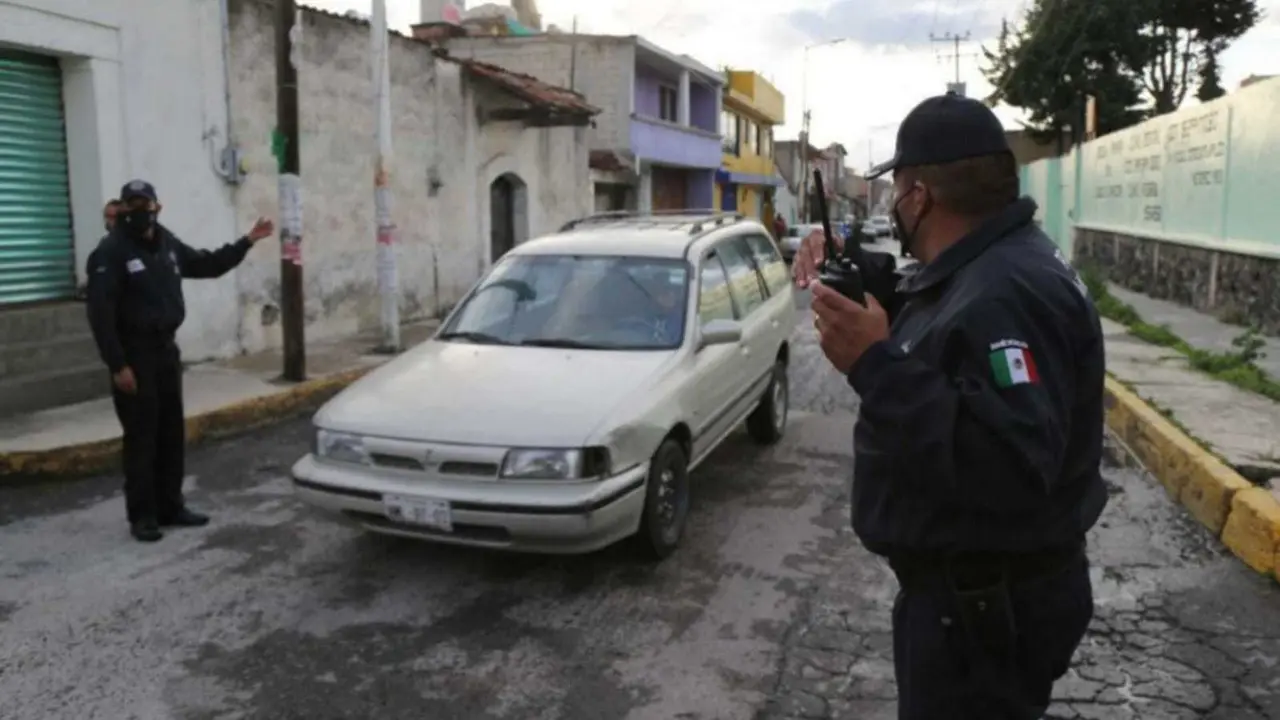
xmin=0 ymin=366 xmax=374 ymax=480
xmin=1104 ymin=376 xmax=1280 ymax=579
xmin=1221 ymin=488 xmax=1280 ymax=579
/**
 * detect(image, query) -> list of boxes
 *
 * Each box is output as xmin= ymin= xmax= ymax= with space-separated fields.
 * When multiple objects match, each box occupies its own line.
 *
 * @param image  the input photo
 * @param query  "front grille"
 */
xmin=370 ymin=453 xmax=424 ymax=471
xmin=438 ymin=461 xmax=498 ymax=477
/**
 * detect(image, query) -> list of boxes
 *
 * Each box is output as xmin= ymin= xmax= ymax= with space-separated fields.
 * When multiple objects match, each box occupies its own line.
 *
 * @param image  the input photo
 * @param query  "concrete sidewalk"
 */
xmin=0 ymin=320 xmax=439 ymax=479
xmin=1101 ymin=285 xmax=1280 ymax=581
xmin=1104 ymin=286 xmax=1280 ymax=485
xmin=1109 ymin=284 xmax=1280 ymax=379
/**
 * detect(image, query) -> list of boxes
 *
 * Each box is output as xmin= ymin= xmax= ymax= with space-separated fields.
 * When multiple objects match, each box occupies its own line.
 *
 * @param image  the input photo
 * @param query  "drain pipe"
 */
xmin=216 ymin=0 xmax=244 ymax=184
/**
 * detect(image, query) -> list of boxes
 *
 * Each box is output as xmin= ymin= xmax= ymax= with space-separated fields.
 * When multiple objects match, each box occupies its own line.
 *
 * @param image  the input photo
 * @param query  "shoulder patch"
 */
xmin=988 ymin=342 xmax=1039 ymax=388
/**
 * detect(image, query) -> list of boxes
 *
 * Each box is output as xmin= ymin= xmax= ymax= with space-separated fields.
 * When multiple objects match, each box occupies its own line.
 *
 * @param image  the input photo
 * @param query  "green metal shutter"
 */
xmin=0 ymin=49 xmax=75 ymax=306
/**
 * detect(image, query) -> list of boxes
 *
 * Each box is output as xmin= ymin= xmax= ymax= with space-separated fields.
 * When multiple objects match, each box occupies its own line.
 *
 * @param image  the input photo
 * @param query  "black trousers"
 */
xmin=111 ymin=338 xmax=187 ymax=524
xmin=889 ymin=545 xmax=1094 ymax=720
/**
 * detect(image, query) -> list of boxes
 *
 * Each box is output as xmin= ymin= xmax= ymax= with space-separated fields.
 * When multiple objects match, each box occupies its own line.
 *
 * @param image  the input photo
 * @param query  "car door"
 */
xmin=716 ymin=235 xmax=775 ymax=398
xmin=688 ymin=250 xmax=743 ymax=461
xmin=742 ymin=232 xmax=795 ymax=352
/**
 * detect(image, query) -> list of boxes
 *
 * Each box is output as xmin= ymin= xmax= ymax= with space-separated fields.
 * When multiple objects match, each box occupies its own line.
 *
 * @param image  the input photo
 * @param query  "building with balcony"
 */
xmin=432 ymin=27 xmax=725 ymax=213
xmin=714 ymin=70 xmax=785 ymax=224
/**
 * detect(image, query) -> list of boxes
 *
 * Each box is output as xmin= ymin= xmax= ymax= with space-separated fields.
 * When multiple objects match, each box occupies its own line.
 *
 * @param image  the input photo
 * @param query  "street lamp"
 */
xmin=799 ymin=38 xmax=850 ymax=221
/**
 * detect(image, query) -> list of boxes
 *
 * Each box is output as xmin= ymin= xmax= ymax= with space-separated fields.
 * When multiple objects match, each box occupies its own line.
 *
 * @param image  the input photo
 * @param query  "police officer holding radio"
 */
xmin=86 ymin=180 xmax=274 ymax=543
xmin=793 ymin=93 xmax=1107 ymax=719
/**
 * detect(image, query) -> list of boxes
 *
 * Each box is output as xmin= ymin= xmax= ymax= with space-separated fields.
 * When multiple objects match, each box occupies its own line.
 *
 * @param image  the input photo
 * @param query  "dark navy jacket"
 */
xmin=847 ymin=197 xmax=1107 ymax=556
xmin=86 ymin=225 xmax=250 ymax=372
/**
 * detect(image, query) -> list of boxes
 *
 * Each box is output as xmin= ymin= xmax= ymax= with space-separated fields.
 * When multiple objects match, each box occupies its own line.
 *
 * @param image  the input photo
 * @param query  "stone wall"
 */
xmin=1074 ymin=228 xmax=1280 ymax=334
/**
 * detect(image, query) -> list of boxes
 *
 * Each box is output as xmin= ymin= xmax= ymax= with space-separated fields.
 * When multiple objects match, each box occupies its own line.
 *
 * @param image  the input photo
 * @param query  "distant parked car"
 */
xmin=866 ymin=215 xmax=893 ymax=238
xmin=291 ymin=211 xmax=796 ymax=560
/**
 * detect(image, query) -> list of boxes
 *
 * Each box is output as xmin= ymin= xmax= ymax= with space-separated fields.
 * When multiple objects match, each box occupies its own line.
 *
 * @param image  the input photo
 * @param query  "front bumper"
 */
xmin=290 ymin=454 xmax=648 ymax=554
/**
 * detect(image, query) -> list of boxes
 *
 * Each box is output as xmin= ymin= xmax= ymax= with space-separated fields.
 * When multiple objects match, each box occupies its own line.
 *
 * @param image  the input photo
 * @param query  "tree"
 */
xmin=983 ymin=0 xmax=1261 ymax=136
xmin=1134 ymin=0 xmax=1260 ymax=113
xmin=982 ymin=2 xmax=1144 ymax=144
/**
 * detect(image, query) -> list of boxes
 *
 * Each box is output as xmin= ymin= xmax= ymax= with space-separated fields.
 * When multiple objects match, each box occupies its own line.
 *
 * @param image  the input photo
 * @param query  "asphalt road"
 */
xmin=2 ymin=296 xmax=1279 ymax=719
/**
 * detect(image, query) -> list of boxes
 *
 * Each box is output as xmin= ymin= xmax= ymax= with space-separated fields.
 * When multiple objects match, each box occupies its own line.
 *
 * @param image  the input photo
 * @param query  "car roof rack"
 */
xmin=558 ymin=210 xmax=746 ymax=235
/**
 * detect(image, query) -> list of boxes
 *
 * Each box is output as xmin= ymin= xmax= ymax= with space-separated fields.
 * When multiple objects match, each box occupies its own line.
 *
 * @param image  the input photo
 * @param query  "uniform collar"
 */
xmin=899 ymin=197 xmax=1038 ymax=296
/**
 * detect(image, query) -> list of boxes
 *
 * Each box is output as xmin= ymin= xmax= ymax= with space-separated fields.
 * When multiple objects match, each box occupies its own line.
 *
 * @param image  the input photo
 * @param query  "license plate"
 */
xmin=382 ymin=494 xmax=453 ymax=531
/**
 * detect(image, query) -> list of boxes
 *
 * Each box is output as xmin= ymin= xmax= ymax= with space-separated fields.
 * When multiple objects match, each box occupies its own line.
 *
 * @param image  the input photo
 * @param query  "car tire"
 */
xmin=747 ymin=360 xmax=788 ymax=445
xmin=632 ymin=439 xmax=691 ymax=561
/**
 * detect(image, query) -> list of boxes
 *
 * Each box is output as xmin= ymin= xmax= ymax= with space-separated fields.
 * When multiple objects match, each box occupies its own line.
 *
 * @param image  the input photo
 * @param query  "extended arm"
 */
xmin=175 ymin=234 xmax=252 ymax=279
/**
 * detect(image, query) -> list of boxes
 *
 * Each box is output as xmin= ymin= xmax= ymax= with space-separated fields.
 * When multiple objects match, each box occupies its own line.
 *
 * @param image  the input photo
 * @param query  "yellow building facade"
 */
xmin=714 ymin=70 xmax=785 ymax=229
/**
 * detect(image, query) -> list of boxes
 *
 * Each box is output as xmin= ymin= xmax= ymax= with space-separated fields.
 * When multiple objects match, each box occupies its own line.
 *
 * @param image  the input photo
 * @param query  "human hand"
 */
xmin=793 ymin=228 xmax=843 ymax=289
xmin=113 ymin=366 xmax=137 ymax=394
xmin=247 ymin=217 xmax=274 ymax=243
xmin=811 ymin=282 xmax=890 ymax=374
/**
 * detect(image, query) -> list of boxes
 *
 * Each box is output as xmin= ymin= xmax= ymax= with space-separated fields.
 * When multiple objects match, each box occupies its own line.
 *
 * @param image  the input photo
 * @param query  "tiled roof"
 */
xmin=298 ymin=3 xmax=596 ymax=118
xmin=435 ymin=54 xmax=599 ymax=117
xmin=588 ymin=150 xmax=631 ymax=172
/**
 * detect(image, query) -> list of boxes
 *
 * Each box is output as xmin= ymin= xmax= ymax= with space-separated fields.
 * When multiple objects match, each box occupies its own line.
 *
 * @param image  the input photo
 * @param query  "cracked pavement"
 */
xmin=1 ymin=296 xmax=1278 ymax=719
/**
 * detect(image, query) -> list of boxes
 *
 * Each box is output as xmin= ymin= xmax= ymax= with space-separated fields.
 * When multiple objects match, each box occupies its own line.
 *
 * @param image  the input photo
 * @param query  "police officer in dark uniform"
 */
xmin=86 ymin=180 xmax=274 ymax=543
xmin=793 ymin=93 xmax=1107 ymax=719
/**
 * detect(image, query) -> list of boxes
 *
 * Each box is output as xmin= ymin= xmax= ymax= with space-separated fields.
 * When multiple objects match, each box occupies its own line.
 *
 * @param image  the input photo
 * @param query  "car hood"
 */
xmin=316 ymin=340 xmax=675 ymax=447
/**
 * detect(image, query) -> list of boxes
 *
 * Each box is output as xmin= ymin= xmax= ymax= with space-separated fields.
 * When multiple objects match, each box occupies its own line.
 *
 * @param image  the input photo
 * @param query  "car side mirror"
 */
xmin=697 ymin=318 xmax=742 ymax=350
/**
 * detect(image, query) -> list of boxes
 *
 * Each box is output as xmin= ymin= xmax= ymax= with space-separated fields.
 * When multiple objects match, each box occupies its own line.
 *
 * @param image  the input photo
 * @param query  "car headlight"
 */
xmin=315 ymin=429 xmax=370 ymax=465
xmin=500 ymin=447 xmax=612 ymax=480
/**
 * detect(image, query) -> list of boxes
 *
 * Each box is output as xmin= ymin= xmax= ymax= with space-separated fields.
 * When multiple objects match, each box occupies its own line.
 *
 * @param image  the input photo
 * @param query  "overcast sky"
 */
xmin=309 ymin=0 xmax=1280 ymax=174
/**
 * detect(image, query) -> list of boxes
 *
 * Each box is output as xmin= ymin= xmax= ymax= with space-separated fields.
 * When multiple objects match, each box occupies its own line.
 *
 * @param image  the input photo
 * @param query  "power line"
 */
xmin=930 ymin=30 xmax=979 ymax=86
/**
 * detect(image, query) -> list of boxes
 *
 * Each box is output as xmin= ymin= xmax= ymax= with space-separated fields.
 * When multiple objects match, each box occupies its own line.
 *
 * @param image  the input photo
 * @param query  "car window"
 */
xmin=442 ymin=254 xmax=689 ymax=350
xmin=698 ymin=253 xmax=735 ymax=324
xmin=717 ymin=239 xmax=766 ymax=317
xmin=743 ymin=234 xmax=789 ymax=296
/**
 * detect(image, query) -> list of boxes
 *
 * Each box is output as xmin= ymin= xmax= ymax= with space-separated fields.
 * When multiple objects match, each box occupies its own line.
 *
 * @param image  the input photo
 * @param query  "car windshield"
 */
xmin=440 ymin=254 xmax=690 ymax=350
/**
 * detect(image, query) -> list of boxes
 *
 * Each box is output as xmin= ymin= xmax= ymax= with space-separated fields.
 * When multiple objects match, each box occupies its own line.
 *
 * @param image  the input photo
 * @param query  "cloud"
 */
xmin=785 ymin=0 xmax=1015 ymax=49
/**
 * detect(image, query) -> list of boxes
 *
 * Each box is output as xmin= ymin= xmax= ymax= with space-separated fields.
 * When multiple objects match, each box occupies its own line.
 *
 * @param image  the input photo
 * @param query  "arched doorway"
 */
xmin=490 ymin=172 xmax=528 ymax=262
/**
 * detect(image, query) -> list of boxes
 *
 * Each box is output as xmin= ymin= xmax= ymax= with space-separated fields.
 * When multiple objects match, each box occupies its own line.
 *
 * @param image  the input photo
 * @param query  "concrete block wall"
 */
xmin=444 ymin=36 xmax=635 ymax=152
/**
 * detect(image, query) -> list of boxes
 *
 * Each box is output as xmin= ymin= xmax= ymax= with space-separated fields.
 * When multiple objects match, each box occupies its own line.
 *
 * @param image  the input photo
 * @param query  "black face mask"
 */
xmin=890 ymin=187 xmax=930 ymax=258
xmin=119 ymin=207 xmax=156 ymax=238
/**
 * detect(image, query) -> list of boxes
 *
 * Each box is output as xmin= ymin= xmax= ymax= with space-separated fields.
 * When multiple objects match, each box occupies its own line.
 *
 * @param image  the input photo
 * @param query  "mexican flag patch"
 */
xmin=989 ymin=344 xmax=1039 ymax=387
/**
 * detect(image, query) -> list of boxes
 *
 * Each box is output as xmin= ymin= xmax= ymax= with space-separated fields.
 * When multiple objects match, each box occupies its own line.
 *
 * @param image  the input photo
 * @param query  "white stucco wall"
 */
xmin=0 ymin=0 xmax=241 ymax=360
xmin=228 ymin=1 xmax=590 ymax=353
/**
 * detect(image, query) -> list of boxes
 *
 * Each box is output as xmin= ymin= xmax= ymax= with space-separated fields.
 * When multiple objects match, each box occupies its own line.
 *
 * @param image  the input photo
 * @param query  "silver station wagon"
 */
xmin=290 ymin=211 xmax=796 ymax=559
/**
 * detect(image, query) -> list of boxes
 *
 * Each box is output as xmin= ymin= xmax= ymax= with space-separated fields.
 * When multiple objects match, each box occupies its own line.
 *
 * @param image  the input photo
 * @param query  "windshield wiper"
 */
xmin=519 ymin=337 xmax=606 ymax=349
xmin=436 ymin=331 xmax=510 ymax=345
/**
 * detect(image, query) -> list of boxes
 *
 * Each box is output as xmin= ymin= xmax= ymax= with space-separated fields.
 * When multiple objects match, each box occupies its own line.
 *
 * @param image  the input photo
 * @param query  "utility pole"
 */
xmin=799 ymin=110 xmax=811 ymax=222
xmin=930 ymin=31 xmax=978 ymax=90
xmin=371 ymin=0 xmax=399 ymax=353
xmin=275 ymin=0 xmax=305 ymax=381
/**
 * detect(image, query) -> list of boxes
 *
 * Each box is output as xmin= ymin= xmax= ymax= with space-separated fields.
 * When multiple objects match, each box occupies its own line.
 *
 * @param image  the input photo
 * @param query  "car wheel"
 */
xmin=747 ymin=360 xmax=788 ymax=445
xmin=632 ymin=439 xmax=691 ymax=560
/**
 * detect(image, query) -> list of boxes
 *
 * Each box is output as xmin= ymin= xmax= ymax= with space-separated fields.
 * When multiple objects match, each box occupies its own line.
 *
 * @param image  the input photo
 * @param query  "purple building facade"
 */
xmin=627 ymin=39 xmax=724 ymax=213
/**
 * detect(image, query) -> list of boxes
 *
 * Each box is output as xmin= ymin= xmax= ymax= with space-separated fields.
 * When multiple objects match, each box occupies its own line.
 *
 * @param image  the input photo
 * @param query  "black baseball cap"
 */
xmin=868 ymin=92 xmax=1011 ymax=179
xmin=119 ymin=179 xmax=158 ymax=203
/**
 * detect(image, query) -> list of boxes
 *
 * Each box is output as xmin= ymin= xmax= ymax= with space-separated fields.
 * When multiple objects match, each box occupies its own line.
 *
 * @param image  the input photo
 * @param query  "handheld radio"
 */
xmin=812 ymin=170 xmax=865 ymax=304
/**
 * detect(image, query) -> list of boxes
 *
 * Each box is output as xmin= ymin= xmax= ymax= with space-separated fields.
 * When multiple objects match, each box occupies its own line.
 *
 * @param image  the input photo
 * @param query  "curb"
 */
xmin=1104 ymin=376 xmax=1280 ymax=581
xmin=0 ymin=366 xmax=374 ymax=481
